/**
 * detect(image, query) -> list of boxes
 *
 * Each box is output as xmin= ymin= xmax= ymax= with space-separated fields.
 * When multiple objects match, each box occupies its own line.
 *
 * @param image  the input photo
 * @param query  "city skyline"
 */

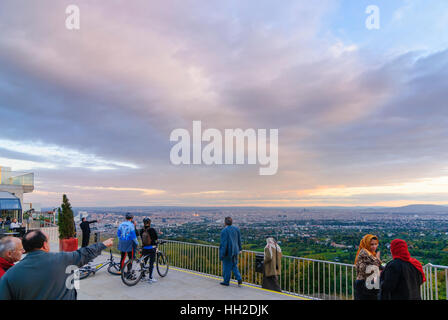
xmin=1 ymin=1 xmax=448 ymax=207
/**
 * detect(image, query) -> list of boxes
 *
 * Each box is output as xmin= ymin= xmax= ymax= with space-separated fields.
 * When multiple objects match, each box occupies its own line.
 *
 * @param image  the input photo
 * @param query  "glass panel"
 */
xmin=0 ymin=172 xmax=34 ymax=186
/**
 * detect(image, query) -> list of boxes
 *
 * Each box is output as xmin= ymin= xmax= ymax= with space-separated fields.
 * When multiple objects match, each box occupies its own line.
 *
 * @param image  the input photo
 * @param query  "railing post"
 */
xmin=435 ymin=266 xmax=438 ymax=300
xmin=351 ymin=267 xmax=354 ymax=300
xmin=445 ymin=268 xmax=448 ymax=300
xmin=317 ymin=262 xmax=320 ymax=299
xmin=430 ymin=266 xmax=433 ymax=300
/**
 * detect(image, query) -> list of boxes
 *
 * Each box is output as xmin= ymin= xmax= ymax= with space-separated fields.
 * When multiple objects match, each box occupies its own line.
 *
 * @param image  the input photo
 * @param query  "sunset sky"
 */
xmin=1 ymin=0 xmax=448 ymax=207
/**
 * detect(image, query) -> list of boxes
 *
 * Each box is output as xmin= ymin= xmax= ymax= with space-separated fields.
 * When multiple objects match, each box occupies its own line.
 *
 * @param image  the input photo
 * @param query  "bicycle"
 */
xmin=121 ymin=240 xmax=169 ymax=286
xmin=79 ymin=249 xmax=122 ymax=280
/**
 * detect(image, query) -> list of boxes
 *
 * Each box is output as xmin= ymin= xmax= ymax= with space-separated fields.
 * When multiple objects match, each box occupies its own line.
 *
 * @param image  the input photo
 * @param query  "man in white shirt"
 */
xmin=9 ymin=218 xmax=21 ymax=229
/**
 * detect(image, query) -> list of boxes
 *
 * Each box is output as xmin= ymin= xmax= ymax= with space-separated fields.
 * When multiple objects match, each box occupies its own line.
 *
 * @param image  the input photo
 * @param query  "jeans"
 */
xmin=222 ymin=256 xmax=242 ymax=284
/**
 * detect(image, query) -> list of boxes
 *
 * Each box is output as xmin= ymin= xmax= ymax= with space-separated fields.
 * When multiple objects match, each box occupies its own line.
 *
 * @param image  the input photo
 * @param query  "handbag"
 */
xmin=255 ymin=254 xmax=264 ymax=273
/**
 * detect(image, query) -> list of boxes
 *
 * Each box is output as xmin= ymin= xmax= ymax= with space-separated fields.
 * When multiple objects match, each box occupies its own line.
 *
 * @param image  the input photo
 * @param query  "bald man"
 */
xmin=0 ymin=237 xmax=24 ymax=279
xmin=0 ymin=230 xmax=113 ymax=300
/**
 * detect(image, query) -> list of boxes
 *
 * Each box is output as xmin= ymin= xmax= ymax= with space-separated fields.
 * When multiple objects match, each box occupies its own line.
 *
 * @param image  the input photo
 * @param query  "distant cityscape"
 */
xmin=55 ymin=205 xmax=448 ymax=266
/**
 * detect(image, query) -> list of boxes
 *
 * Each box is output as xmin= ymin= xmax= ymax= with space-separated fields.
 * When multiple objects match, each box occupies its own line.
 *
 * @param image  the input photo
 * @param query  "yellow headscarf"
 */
xmin=354 ymin=234 xmax=378 ymax=264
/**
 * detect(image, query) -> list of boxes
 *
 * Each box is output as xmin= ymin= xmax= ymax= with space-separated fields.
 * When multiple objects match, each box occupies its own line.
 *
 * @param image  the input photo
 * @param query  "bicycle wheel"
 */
xmin=107 ymin=262 xmax=121 ymax=275
xmin=121 ymin=259 xmax=144 ymax=286
xmin=79 ymin=267 xmax=93 ymax=280
xmin=156 ymin=252 xmax=169 ymax=277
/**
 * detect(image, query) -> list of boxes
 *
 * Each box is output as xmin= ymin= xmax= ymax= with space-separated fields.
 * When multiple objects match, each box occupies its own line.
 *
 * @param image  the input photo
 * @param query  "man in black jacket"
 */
xmin=139 ymin=218 xmax=158 ymax=282
xmin=80 ymin=217 xmax=98 ymax=247
xmin=0 ymin=230 xmax=114 ymax=300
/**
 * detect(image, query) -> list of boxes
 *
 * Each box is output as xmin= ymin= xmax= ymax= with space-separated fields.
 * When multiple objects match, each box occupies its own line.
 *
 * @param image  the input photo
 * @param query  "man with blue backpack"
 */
xmin=117 ymin=213 xmax=138 ymax=277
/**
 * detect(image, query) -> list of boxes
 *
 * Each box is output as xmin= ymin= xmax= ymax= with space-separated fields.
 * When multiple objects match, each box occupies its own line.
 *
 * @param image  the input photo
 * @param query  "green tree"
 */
xmin=58 ymin=194 xmax=75 ymax=239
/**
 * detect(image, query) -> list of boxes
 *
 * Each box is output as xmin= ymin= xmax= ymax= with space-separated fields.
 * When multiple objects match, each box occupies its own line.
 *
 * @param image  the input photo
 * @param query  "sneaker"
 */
xmin=220 ymin=282 xmax=229 ymax=286
xmin=148 ymin=278 xmax=158 ymax=283
xmin=238 ymin=279 xmax=243 ymax=287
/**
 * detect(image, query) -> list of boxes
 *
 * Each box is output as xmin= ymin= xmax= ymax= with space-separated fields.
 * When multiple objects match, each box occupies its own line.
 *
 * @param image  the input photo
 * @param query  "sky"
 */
xmin=1 ymin=0 xmax=448 ymax=207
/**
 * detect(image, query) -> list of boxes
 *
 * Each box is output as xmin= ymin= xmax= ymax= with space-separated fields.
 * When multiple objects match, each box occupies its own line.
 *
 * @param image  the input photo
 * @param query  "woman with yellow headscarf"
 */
xmin=354 ymin=234 xmax=383 ymax=300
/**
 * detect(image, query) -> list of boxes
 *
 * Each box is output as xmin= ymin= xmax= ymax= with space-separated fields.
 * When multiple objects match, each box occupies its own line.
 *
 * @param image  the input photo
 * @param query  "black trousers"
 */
xmin=81 ymin=233 xmax=90 ymax=247
xmin=142 ymin=248 xmax=157 ymax=278
xmin=120 ymin=250 xmax=135 ymax=272
xmin=354 ymin=279 xmax=379 ymax=300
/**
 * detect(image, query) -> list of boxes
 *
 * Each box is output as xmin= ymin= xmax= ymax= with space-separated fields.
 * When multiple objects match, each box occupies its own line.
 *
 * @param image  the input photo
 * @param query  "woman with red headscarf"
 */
xmin=380 ymin=239 xmax=426 ymax=300
xmin=354 ymin=234 xmax=382 ymax=300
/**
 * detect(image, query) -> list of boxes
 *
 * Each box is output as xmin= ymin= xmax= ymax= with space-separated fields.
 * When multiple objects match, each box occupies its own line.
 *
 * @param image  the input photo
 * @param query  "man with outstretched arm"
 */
xmin=0 ymin=230 xmax=113 ymax=300
xmin=80 ymin=217 xmax=98 ymax=247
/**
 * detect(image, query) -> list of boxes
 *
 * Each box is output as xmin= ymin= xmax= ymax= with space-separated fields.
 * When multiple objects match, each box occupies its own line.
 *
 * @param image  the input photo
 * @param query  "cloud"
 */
xmin=0 ymin=1 xmax=447 ymax=206
xmin=69 ymin=185 xmax=165 ymax=196
xmin=180 ymin=190 xmax=239 ymax=197
xmin=0 ymin=157 xmax=56 ymax=171
xmin=0 ymin=139 xmax=138 ymax=171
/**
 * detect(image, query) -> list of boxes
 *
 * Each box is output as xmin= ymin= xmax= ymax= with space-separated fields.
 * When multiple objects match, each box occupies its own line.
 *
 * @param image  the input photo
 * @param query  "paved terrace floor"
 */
xmin=50 ymin=242 xmax=306 ymax=300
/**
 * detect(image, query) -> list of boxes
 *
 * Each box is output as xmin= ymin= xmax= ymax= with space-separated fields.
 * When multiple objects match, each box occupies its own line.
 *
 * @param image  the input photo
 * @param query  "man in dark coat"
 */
xmin=0 ymin=230 xmax=113 ymax=300
xmin=219 ymin=216 xmax=243 ymax=287
xmin=80 ymin=217 xmax=98 ymax=247
xmin=380 ymin=239 xmax=425 ymax=300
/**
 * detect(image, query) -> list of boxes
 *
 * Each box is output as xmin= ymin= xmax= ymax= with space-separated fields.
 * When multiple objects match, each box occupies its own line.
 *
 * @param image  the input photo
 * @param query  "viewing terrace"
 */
xmin=38 ymin=225 xmax=448 ymax=300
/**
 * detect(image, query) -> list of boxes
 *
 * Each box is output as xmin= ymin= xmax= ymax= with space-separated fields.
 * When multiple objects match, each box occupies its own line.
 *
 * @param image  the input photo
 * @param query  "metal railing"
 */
xmin=27 ymin=221 xmax=59 ymax=243
xmin=40 ymin=226 xmax=59 ymax=243
xmin=28 ymin=220 xmax=57 ymax=229
xmin=162 ymin=239 xmax=448 ymax=300
xmin=162 ymin=240 xmax=354 ymax=300
xmin=422 ymin=264 xmax=448 ymax=300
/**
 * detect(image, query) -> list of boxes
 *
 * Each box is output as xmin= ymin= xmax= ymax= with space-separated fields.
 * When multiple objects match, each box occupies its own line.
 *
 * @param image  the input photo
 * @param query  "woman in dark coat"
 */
xmin=380 ymin=239 xmax=426 ymax=300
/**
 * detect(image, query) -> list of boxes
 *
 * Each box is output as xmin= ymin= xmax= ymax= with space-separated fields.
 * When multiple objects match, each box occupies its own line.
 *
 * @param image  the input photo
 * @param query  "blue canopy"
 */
xmin=0 ymin=192 xmax=22 ymax=210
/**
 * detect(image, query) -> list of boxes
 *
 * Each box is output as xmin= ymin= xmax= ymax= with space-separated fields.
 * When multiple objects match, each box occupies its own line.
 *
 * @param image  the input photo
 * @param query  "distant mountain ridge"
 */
xmin=42 ymin=204 xmax=448 ymax=215
xmin=366 ymin=204 xmax=448 ymax=214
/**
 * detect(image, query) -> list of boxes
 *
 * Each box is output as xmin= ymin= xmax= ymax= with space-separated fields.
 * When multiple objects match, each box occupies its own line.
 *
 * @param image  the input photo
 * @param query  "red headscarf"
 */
xmin=390 ymin=239 xmax=426 ymax=282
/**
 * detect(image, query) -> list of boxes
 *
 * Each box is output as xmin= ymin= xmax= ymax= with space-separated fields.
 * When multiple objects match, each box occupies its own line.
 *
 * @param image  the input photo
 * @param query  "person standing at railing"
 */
xmin=219 ymin=217 xmax=243 ymax=287
xmin=80 ymin=217 xmax=98 ymax=247
xmin=262 ymin=237 xmax=282 ymax=292
xmin=139 ymin=218 xmax=158 ymax=283
xmin=117 ymin=213 xmax=138 ymax=277
xmin=354 ymin=234 xmax=383 ymax=300
xmin=379 ymin=239 xmax=425 ymax=300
